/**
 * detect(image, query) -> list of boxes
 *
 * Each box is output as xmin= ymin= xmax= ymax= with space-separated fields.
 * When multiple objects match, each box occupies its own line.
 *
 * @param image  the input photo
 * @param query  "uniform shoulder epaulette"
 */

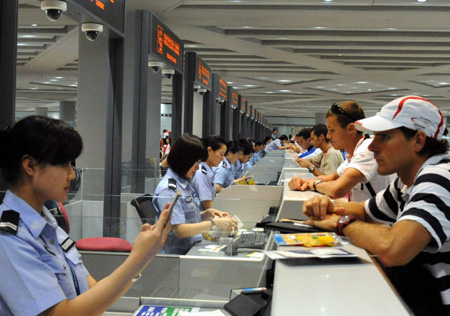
xmin=0 ymin=210 xmax=20 ymax=235
xmin=201 ymin=165 xmax=208 ymax=174
xmin=60 ymin=237 xmax=76 ymax=252
xmin=222 ymin=161 xmax=228 ymax=168
xmin=168 ymin=178 xmax=177 ymax=190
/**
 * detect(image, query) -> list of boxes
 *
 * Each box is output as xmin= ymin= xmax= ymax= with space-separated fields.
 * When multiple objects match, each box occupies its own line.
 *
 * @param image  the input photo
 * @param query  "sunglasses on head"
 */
xmin=331 ymin=103 xmax=356 ymax=122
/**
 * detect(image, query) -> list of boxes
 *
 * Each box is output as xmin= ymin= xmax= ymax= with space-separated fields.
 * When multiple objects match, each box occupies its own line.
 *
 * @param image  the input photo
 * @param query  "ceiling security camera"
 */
xmin=162 ymin=68 xmax=175 ymax=79
xmin=81 ymin=23 xmax=103 ymax=41
xmin=40 ymin=0 xmax=67 ymax=22
xmin=148 ymin=61 xmax=162 ymax=73
xmin=198 ymin=88 xmax=208 ymax=96
xmin=193 ymin=84 xmax=201 ymax=93
xmin=216 ymin=97 xmax=225 ymax=105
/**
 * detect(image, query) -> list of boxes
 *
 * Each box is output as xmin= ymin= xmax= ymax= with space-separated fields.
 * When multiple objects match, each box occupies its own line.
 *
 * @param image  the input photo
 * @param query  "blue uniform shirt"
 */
xmin=0 ymin=190 xmax=90 ymax=316
xmin=191 ymin=162 xmax=216 ymax=212
xmin=153 ymin=168 xmax=202 ymax=255
xmin=213 ymin=157 xmax=236 ymax=188
xmin=234 ymin=160 xmax=243 ymax=179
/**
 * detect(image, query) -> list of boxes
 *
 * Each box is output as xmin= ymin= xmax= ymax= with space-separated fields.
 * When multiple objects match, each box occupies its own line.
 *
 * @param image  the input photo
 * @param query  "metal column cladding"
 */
xmin=0 ymin=0 xmax=18 ymax=130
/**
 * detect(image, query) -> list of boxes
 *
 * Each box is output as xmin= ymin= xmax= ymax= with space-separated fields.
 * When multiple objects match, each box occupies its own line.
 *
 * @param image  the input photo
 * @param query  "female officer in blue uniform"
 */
xmin=234 ymin=139 xmax=255 ymax=179
xmin=213 ymin=140 xmax=243 ymax=193
xmin=191 ymin=136 xmax=227 ymax=212
xmin=0 ymin=116 xmax=171 ymax=316
xmin=153 ymin=134 xmax=237 ymax=255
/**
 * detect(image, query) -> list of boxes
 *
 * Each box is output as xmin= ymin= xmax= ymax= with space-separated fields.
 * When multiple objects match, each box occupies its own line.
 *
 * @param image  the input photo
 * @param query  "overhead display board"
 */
xmin=69 ymin=0 xmax=125 ymax=35
xmin=195 ymin=55 xmax=212 ymax=90
xmin=252 ymin=108 xmax=256 ymax=120
xmin=240 ymin=97 xmax=246 ymax=114
xmin=229 ymin=88 xmax=239 ymax=110
xmin=218 ymin=78 xmax=228 ymax=100
xmin=149 ymin=14 xmax=184 ymax=74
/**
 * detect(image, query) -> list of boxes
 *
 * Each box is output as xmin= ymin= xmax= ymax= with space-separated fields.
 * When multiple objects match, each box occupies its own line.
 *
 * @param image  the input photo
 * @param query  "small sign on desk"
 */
xmin=133 ymin=305 xmax=200 ymax=316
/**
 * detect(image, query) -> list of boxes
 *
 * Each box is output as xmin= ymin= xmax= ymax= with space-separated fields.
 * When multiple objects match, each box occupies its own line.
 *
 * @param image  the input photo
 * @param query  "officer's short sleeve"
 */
xmin=192 ymin=173 xmax=214 ymax=202
xmin=0 ymin=234 xmax=66 ymax=316
xmin=153 ymin=188 xmax=187 ymax=225
xmin=214 ymin=167 xmax=228 ymax=186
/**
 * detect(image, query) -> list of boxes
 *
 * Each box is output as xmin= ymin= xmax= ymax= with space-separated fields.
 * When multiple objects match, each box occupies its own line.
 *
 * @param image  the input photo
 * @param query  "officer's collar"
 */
xmin=3 ymin=190 xmax=57 ymax=239
xmin=167 ymin=168 xmax=189 ymax=190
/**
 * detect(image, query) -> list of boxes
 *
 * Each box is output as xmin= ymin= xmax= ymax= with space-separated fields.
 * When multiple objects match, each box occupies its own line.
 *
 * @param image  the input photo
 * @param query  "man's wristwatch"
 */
xmin=209 ymin=218 xmax=217 ymax=231
xmin=308 ymin=165 xmax=315 ymax=172
xmin=312 ymin=179 xmax=324 ymax=191
xmin=337 ymin=215 xmax=357 ymax=236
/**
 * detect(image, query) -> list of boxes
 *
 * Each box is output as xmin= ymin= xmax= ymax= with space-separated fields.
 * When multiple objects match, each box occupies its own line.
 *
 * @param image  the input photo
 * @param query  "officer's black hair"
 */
xmin=202 ymin=135 xmax=227 ymax=151
xmin=255 ymin=141 xmax=263 ymax=147
xmin=225 ymin=140 xmax=243 ymax=155
xmin=238 ymin=139 xmax=255 ymax=155
xmin=167 ymin=134 xmax=207 ymax=178
xmin=263 ymin=136 xmax=272 ymax=144
xmin=278 ymin=135 xmax=288 ymax=141
xmin=0 ymin=115 xmax=83 ymax=186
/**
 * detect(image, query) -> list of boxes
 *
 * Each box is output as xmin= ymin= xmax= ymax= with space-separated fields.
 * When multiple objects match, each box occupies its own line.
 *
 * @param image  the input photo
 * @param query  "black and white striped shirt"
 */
xmin=365 ymin=152 xmax=450 ymax=311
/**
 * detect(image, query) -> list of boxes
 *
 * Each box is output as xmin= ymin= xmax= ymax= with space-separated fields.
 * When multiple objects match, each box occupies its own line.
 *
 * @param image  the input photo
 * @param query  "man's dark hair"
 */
xmin=167 ymin=134 xmax=207 ymax=179
xmin=255 ymin=141 xmax=263 ymax=147
xmin=297 ymin=128 xmax=312 ymax=140
xmin=326 ymin=101 xmax=365 ymax=134
xmin=311 ymin=124 xmax=330 ymax=142
xmin=399 ymin=127 xmax=449 ymax=157
xmin=279 ymin=134 xmax=288 ymax=141
xmin=272 ymin=128 xmax=277 ymax=132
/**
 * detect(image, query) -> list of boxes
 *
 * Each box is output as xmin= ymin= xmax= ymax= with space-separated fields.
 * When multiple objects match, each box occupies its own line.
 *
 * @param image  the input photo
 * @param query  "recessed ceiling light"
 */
xmin=31 ymin=24 xmax=37 ymax=27
xmin=417 ymin=0 xmax=426 ymax=2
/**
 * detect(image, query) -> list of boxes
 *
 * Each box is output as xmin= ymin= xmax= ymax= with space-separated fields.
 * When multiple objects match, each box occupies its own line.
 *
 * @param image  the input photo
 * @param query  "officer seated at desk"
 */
xmin=153 ymin=134 xmax=237 ymax=255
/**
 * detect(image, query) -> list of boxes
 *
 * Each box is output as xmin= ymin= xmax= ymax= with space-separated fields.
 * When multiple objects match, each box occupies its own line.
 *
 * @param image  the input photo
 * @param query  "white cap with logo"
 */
xmin=354 ymin=95 xmax=445 ymax=140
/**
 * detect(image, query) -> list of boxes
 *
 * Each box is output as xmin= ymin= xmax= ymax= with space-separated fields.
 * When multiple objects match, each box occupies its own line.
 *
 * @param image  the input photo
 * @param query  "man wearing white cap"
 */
xmin=302 ymin=96 xmax=450 ymax=316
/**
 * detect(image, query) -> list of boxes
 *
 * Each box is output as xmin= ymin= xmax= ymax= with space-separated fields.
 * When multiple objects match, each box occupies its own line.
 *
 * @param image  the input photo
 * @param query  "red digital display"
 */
xmin=150 ymin=15 xmax=184 ymax=74
xmin=219 ymin=78 xmax=228 ymax=100
xmin=252 ymin=108 xmax=256 ymax=119
xmin=231 ymin=90 xmax=239 ymax=109
xmin=196 ymin=56 xmax=212 ymax=89
xmin=240 ymin=97 xmax=246 ymax=114
xmin=247 ymin=104 xmax=251 ymax=117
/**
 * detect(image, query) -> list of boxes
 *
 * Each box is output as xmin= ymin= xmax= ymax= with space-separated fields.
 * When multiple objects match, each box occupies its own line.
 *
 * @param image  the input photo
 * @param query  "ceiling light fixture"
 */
xmin=417 ymin=0 xmax=426 ymax=2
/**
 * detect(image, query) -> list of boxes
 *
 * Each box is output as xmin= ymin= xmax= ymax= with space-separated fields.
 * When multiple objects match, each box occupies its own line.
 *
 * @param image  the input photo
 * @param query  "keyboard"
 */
xmin=236 ymin=232 xmax=266 ymax=249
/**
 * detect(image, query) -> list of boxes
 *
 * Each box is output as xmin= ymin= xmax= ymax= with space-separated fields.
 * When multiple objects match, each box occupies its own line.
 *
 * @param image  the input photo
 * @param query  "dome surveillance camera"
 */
xmin=162 ymin=68 xmax=175 ymax=79
xmin=148 ymin=61 xmax=162 ymax=73
xmin=198 ymin=88 xmax=208 ymax=96
xmin=40 ymin=0 xmax=67 ymax=22
xmin=216 ymin=97 xmax=225 ymax=106
xmin=193 ymin=84 xmax=201 ymax=93
xmin=81 ymin=23 xmax=103 ymax=41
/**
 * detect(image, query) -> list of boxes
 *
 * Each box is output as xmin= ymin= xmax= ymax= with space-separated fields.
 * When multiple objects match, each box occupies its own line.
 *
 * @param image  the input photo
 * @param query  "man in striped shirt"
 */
xmin=302 ymin=96 xmax=450 ymax=316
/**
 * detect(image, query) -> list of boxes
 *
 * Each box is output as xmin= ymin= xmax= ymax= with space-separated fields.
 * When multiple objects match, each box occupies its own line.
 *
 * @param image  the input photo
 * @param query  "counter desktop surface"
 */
xmin=271 ymin=244 xmax=410 ymax=316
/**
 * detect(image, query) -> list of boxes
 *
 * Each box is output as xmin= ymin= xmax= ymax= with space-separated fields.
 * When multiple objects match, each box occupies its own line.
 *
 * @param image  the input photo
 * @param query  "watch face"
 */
xmin=338 ymin=215 xmax=351 ymax=225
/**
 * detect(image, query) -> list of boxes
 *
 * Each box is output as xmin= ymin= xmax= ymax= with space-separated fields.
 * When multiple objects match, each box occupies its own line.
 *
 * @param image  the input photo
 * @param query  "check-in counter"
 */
xmin=271 ymin=244 xmax=410 ymax=315
xmin=283 ymin=158 xmax=298 ymax=168
xmin=277 ymin=167 xmax=310 ymax=186
xmin=264 ymin=149 xmax=286 ymax=157
xmin=213 ymin=185 xmax=282 ymax=226
xmin=277 ymin=180 xmax=321 ymax=220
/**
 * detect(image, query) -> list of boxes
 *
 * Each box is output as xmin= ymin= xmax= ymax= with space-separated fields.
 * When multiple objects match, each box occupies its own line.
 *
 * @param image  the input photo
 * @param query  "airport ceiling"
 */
xmin=16 ymin=0 xmax=450 ymax=119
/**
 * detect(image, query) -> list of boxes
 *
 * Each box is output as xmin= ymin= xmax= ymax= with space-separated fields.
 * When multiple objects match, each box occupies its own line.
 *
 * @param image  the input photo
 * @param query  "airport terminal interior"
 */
xmin=2 ymin=0 xmax=450 ymax=315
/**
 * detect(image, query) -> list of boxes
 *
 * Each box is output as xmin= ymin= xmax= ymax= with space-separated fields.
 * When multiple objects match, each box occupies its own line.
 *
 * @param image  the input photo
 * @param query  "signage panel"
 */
xmin=230 ymin=89 xmax=239 ymax=110
xmin=149 ymin=15 xmax=184 ymax=74
xmin=218 ymin=78 xmax=228 ymax=100
xmin=240 ymin=97 xmax=246 ymax=114
xmin=247 ymin=104 xmax=251 ymax=117
xmin=195 ymin=55 xmax=212 ymax=90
